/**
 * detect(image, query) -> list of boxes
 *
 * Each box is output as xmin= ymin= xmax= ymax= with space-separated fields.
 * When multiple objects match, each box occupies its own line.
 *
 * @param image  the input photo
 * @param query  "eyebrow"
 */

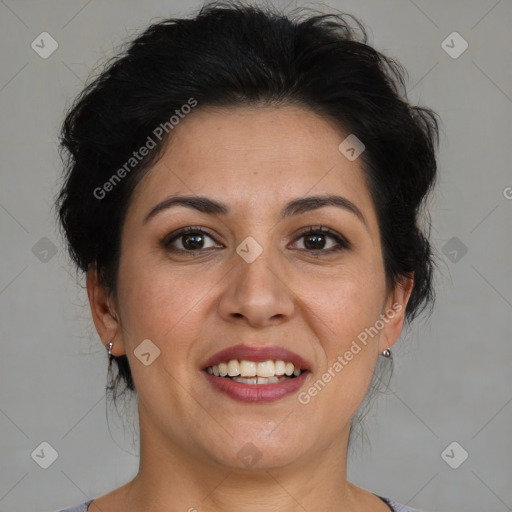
xmin=143 ymin=194 xmax=368 ymax=228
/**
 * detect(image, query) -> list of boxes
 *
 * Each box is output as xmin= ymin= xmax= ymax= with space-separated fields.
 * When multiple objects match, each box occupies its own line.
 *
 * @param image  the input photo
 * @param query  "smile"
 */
xmin=206 ymin=359 xmax=302 ymax=385
xmin=201 ymin=345 xmax=311 ymax=402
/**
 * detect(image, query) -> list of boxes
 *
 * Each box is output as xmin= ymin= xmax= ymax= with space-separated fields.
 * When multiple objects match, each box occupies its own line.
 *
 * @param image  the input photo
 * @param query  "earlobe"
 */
xmin=378 ymin=274 xmax=414 ymax=353
xmin=86 ymin=263 xmax=125 ymax=356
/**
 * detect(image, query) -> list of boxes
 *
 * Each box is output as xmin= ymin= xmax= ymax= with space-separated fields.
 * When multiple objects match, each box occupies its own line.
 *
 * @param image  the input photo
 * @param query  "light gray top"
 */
xmin=55 ymin=495 xmax=426 ymax=511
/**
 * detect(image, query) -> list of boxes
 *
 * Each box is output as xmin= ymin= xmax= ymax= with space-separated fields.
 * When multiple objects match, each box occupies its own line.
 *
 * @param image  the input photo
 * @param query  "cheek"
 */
xmin=298 ymin=265 xmax=386 ymax=408
xmin=114 ymin=258 xmax=210 ymax=406
xmin=116 ymin=254 xmax=218 ymax=346
xmin=298 ymin=277 xmax=383 ymax=422
xmin=298 ymin=263 xmax=387 ymax=340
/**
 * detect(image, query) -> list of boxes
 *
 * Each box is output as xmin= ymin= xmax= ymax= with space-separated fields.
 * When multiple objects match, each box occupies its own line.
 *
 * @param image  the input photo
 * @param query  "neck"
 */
xmin=119 ymin=406 xmax=362 ymax=512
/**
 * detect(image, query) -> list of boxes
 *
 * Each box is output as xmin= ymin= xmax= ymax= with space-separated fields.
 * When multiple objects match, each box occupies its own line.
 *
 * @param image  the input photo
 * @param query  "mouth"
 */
xmin=201 ymin=344 xmax=311 ymax=402
xmin=205 ymin=359 xmax=304 ymax=384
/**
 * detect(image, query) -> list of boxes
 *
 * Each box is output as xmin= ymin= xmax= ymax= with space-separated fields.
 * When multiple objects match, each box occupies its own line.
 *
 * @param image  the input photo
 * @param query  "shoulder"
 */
xmin=379 ymin=496 xmax=427 ymax=512
xmin=54 ymin=496 xmax=426 ymax=512
xmin=53 ymin=499 xmax=93 ymax=512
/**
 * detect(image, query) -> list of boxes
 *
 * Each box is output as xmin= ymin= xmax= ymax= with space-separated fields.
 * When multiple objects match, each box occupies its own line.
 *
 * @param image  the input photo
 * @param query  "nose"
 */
xmin=217 ymin=247 xmax=295 ymax=328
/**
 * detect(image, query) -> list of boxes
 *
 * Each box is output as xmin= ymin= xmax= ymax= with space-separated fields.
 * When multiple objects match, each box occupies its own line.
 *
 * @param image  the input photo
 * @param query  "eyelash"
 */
xmin=161 ymin=225 xmax=351 ymax=256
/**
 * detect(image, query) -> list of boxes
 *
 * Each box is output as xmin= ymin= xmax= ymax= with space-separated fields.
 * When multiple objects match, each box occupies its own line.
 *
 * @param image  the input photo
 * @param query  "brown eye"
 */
xmin=162 ymin=227 xmax=221 ymax=253
xmin=161 ymin=225 xmax=350 ymax=255
xmin=292 ymin=226 xmax=350 ymax=253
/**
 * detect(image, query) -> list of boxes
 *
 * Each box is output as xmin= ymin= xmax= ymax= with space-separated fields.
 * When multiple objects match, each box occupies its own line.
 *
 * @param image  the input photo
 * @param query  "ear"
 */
xmin=378 ymin=273 xmax=414 ymax=353
xmin=86 ymin=263 xmax=126 ymax=356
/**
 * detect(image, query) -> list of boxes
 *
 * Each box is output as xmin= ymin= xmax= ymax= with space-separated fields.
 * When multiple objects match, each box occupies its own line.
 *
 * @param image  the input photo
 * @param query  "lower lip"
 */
xmin=202 ymin=371 xmax=309 ymax=402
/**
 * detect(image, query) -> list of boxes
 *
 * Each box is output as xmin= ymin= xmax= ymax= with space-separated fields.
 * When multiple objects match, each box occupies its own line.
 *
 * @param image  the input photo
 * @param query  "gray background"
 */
xmin=0 ymin=0 xmax=511 ymax=511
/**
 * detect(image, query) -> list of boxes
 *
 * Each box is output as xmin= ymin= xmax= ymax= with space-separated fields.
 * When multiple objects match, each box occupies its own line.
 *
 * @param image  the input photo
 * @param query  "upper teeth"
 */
xmin=207 ymin=360 xmax=301 ymax=378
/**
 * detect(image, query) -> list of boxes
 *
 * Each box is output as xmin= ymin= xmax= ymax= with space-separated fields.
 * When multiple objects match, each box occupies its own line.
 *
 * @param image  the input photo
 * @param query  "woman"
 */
xmin=54 ymin=1 xmax=439 ymax=511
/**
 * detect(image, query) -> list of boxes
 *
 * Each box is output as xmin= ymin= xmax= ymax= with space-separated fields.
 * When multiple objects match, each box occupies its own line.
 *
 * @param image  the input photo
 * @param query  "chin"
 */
xmin=203 ymin=427 xmax=313 ymax=473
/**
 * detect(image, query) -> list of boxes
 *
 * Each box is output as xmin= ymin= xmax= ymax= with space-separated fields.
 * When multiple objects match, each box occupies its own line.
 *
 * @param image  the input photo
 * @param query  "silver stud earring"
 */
xmin=107 ymin=341 xmax=113 ymax=363
xmin=381 ymin=348 xmax=391 ymax=358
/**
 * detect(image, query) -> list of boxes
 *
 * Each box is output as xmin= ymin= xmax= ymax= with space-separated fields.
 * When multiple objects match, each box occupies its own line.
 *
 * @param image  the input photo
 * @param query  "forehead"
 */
xmin=126 ymin=105 xmax=378 ymax=230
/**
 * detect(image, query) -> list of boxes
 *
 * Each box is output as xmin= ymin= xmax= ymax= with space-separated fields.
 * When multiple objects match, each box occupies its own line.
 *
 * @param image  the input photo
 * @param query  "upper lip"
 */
xmin=202 ymin=344 xmax=311 ymax=372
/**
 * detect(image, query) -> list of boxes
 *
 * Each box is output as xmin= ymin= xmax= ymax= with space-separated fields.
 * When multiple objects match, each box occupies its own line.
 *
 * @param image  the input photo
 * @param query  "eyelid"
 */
xmin=160 ymin=225 xmax=221 ymax=248
xmin=291 ymin=225 xmax=351 ymax=251
xmin=161 ymin=225 xmax=351 ymax=253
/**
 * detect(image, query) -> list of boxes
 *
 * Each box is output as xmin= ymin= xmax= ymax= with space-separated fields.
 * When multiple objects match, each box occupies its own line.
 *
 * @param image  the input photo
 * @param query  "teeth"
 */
xmin=234 ymin=376 xmax=257 ymax=385
xmin=232 ymin=375 xmax=288 ymax=385
xmin=275 ymin=360 xmax=286 ymax=376
xmin=218 ymin=362 xmax=228 ymax=377
xmin=207 ymin=359 xmax=303 ymax=379
xmin=256 ymin=360 xmax=275 ymax=377
xmin=227 ymin=360 xmax=240 ymax=376
xmin=240 ymin=360 xmax=257 ymax=377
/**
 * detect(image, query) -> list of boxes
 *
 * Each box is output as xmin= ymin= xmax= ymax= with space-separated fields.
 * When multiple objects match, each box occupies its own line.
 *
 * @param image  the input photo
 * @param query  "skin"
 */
xmin=87 ymin=105 xmax=413 ymax=512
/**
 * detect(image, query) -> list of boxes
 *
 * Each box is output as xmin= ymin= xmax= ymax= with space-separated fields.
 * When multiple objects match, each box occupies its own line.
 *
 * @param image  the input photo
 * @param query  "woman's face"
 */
xmin=91 ymin=105 xmax=411 ymax=471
